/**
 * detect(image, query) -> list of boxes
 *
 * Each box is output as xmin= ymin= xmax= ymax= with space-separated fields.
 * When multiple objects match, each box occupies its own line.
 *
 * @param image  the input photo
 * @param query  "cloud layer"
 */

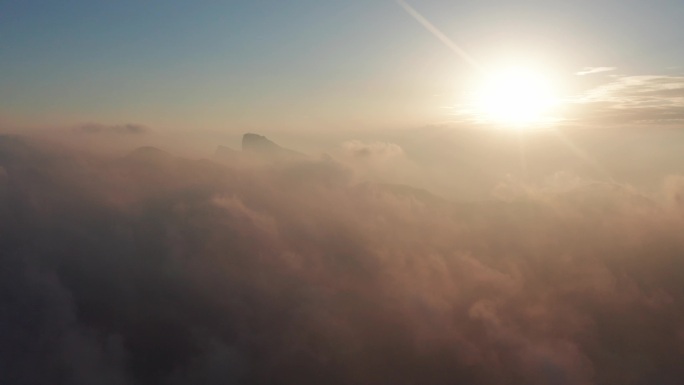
xmin=2 ymin=135 xmax=684 ymax=385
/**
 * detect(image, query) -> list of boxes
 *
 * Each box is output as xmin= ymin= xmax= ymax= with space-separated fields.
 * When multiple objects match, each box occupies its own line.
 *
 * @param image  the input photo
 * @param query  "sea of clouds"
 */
xmin=1 ymin=133 xmax=684 ymax=385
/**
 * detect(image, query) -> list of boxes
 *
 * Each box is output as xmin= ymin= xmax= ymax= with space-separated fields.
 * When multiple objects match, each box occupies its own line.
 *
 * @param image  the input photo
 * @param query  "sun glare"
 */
xmin=471 ymin=67 xmax=559 ymax=128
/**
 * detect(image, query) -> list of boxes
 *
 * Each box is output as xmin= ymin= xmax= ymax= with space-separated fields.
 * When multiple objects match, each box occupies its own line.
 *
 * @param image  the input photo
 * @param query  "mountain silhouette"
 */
xmin=242 ymin=133 xmax=281 ymax=153
xmin=213 ymin=145 xmax=239 ymax=164
xmin=240 ymin=133 xmax=305 ymax=161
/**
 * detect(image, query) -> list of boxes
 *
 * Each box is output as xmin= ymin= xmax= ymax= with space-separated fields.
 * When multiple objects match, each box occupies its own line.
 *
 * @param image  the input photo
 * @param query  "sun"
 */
xmin=470 ymin=66 xmax=559 ymax=128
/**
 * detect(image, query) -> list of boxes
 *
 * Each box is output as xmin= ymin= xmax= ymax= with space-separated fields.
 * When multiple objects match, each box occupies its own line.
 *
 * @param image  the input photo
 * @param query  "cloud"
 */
xmin=341 ymin=140 xmax=405 ymax=161
xmin=576 ymin=67 xmax=616 ymax=76
xmin=2 ymin=135 xmax=684 ymax=384
xmin=76 ymin=123 xmax=150 ymax=135
xmin=571 ymin=75 xmax=684 ymax=125
xmin=335 ymin=140 xmax=428 ymax=189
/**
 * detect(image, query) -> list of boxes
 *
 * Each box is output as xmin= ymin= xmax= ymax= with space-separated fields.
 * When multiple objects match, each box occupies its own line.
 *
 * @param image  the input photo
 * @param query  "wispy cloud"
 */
xmin=572 ymin=75 xmax=684 ymax=125
xmin=576 ymin=66 xmax=616 ymax=76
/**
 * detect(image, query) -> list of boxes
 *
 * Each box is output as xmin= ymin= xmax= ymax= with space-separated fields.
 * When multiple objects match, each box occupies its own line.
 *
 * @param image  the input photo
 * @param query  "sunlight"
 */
xmin=471 ymin=66 xmax=559 ymax=128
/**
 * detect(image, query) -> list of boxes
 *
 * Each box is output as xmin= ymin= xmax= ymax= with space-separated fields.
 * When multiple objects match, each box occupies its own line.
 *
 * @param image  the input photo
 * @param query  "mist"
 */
xmin=1 ymin=129 xmax=684 ymax=385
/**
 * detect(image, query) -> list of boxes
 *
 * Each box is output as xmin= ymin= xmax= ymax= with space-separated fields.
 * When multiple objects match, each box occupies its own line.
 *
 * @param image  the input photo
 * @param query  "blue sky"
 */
xmin=2 ymin=0 xmax=684 ymax=134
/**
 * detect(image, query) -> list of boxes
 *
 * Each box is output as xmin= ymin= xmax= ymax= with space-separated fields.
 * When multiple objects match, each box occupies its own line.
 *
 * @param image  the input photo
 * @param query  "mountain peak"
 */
xmin=241 ymin=133 xmax=305 ymax=160
xmin=242 ymin=133 xmax=281 ymax=153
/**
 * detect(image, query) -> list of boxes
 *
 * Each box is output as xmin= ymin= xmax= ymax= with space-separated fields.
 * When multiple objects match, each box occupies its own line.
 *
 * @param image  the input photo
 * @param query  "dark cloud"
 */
xmin=2 ymin=134 xmax=684 ymax=385
xmin=76 ymin=123 xmax=150 ymax=135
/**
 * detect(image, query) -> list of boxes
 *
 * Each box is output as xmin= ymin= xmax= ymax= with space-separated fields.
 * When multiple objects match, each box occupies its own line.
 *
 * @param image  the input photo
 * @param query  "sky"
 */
xmin=3 ymin=0 xmax=684 ymax=138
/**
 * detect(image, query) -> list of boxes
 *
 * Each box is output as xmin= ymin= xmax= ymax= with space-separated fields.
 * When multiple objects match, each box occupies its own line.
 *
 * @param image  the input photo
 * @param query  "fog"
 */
xmin=2 ymin=130 xmax=684 ymax=385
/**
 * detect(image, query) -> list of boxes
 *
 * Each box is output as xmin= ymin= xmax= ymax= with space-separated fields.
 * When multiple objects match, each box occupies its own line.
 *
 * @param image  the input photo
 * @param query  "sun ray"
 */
xmin=395 ymin=0 xmax=483 ymax=72
xmin=551 ymin=129 xmax=612 ymax=180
